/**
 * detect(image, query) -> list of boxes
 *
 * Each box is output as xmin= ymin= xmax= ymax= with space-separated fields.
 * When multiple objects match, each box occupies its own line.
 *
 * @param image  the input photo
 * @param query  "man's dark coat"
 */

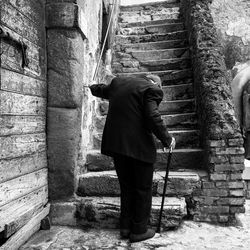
xmin=90 ymin=76 xmax=172 ymax=163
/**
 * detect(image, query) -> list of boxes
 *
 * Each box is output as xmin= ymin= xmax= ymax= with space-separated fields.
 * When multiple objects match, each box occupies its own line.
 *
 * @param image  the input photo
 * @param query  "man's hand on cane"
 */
xmin=163 ymin=137 xmax=176 ymax=153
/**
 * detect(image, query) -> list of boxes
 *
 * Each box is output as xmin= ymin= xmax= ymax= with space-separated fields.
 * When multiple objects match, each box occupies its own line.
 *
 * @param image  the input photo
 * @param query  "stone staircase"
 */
xmin=76 ymin=0 xmax=207 ymax=230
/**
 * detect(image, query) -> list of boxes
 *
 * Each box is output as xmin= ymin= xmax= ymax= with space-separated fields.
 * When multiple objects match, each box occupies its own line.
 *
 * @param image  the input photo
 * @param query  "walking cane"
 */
xmin=156 ymin=145 xmax=173 ymax=233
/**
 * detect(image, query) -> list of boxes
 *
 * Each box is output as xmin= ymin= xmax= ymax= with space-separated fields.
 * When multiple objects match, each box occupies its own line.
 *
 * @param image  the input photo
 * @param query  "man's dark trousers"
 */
xmin=113 ymin=154 xmax=154 ymax=234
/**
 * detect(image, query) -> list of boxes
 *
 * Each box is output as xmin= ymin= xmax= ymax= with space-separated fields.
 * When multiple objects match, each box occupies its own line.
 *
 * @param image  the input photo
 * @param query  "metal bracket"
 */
xmin=0 ymin=27 xmax=29 ymax=68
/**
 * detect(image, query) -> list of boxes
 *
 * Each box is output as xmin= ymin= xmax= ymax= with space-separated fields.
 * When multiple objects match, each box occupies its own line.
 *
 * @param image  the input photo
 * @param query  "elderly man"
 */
xmin=89 ymin=74 xmax=175 ymax=242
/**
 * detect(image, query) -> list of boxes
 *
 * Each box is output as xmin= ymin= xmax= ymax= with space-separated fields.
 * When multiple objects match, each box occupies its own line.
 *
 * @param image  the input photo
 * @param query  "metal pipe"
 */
xmin=92 ymin=0 xmax=118 ymax=81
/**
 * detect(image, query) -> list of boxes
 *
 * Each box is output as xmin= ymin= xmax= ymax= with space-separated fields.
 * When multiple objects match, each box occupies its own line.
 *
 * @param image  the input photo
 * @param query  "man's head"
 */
xmin=145 ymin=74 xmax=162 ymax=89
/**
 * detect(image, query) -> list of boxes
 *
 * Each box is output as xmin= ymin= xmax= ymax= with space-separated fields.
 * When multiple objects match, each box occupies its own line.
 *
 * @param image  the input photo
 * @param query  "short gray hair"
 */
xmin=145 ymin=74 xmax=162 ymax=88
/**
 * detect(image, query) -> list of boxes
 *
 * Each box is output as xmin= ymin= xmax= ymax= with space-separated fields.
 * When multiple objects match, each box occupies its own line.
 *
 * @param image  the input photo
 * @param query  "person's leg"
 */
xmin=113 ymin=154 xmax=133 ymax=234
xmin=130 ymin=159 xmax=154 ymax=235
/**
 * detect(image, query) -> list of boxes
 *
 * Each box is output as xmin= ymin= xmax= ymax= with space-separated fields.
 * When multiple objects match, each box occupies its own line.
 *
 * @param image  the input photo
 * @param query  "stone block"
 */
xmin=207 ymin=140 xmax=226 ymax=147
xmin=76 ymin=197 xmax=186 ymax=230
xmin=210 ymin=173 xmax=227 ymax=181
xmin=209 ymin=155 xmax=228 ymax=164
xmin=229 ymin=155 xmax=245 ymax=164
xmin=230 ymin=173 xmax=243 ymax=180
xmin=216 ymin=181 xmax=244 ymax=189
xmin=47 ymin=29 xmax=84 ymax=108
xmin=46 ymin=2 xmax=87 ymax=39
xmin=218 ymin=215 xmax=229 ymax=223
xmin=228 ymin=138 xmax=244 ymax=146
xmin=229 ymin=206 xmax=245 ymax=214
xmin=229 ymin=190 xmax=244 ymax=197
xmin=202 ymin=189 xmax=228 ymax=197
xmin=202 ymin=181 xmax=215 ymax=189
xmin=217 ymin=198 xmax=245 ymax=206
xmin=47 ymin=107 xmax=81 ymax=200
xmin=214 ymin=164 xmax=245 ymax=172
xmin=50 ymin=202 xmax=77 ymax=226
xmin=85 ymin=151 xmax=114 ymax=171
xmin=200 ymin=206 xmax=229 ymax=214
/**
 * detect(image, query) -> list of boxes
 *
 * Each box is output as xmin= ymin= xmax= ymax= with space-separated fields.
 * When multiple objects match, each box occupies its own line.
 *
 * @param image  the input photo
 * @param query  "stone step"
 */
xmin=116 ymin=69 xmax=193 ymax=85
xmin=119 ymin=7 xmax=180 ymax=24
xmin=77 ymin=170 xmax=201 ymax=197
xmin=94 ymin=112 xmax=197 ymax=134
xmin=162 ymin=112 xmax=197 ymax=130
xmin=114 ymin=48 xmax=189 ymax=62
xmin=155 ymin=129 xmax=200 ymax=149
xmin=120 ymin=0 xmax=180 ymax=12
xmin=85 ymin=149 xmax=205 ymax=172
xmin=115 ymin=30 xmax=188 ymax=44
xmin=76 ymin=196 xmax=186 ymax=230
xmin=118 ymin=22 xmax=185 ymax=35
xmin=159 ymin=98 xmax=196 ymax=114
xmin=162 ymin=83 xmax=194 ymax=101
xmin=92 ymin=128 xmax=199 ymax=150
xmin=115 ymin=40 xmax=188 ymax=53
xmin=113 ymin=58 xmax=191 ymax=73
xmin=120 ymin=18 xmax=183 ymax=28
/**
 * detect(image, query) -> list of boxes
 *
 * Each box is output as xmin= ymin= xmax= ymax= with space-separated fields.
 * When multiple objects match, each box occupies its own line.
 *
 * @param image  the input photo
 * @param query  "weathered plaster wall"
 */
xmin=0 ymin=0 xmax=49 ymax=248
xmin=210 ymin=0 xmax=250 ymax=69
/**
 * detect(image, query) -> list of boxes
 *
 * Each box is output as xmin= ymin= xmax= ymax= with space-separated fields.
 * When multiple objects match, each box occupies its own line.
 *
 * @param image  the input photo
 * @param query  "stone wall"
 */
xmin=46 ymin=0 xmax=120 ymax=200
xmin=210 ymin=0 xmax=250 ymax=69
xmin=0 ymin=0 xmax=49 ymax=248
xmin=181 ymin=0 xmax=245 ymax=223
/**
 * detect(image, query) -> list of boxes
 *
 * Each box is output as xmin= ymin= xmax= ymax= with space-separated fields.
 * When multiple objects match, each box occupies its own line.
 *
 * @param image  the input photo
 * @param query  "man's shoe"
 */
xmin=129 ymin=229 xmax=155 ymax=243
xmin=120 ymin=229 xmax=130 ymax=239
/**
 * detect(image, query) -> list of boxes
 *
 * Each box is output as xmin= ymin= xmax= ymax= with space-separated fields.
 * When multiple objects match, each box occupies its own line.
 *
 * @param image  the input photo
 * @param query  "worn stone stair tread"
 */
xmin=76 ymin=196 xmax=186 ymax=229
xmin=113 ymin=58 xmax=191 ymax=73
xmin=116 ymin=69 xmax=191 ymax=78
xmin=120 ymin=18 xmax=184 ymax=28
xmin=77 ymin=169 xmax=202 ymax=197
xmin=118 ymin=40 xmax=188 ymax=51
xmin=159 ymin=98 xmax=196 ymax=114
xmin=84 ymin=148 xmax=204 ymax=172
xmin=118 ymin=22 xmax=185 ymax=35
xmin=115 ymin=30 xmax=188 ymax=44
xmin=120 ymin=0 xmax=180 ymax=12
xmin=114 ymin=48 xmax=189 ymax=61
xmin=93 ymin=127 xmax=200 ymax=149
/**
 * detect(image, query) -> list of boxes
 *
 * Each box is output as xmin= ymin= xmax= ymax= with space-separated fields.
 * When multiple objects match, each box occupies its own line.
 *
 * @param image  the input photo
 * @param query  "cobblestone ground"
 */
xmin=20 ymin=201 xmax=250 ymax=250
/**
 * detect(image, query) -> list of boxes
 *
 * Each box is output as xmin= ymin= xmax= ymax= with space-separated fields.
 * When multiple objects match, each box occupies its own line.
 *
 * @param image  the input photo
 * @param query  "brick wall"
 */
xmin=0 ymin=0 xmax=49 ymax=248
xmin=181 ymin=0 xmax=245 ymax=223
